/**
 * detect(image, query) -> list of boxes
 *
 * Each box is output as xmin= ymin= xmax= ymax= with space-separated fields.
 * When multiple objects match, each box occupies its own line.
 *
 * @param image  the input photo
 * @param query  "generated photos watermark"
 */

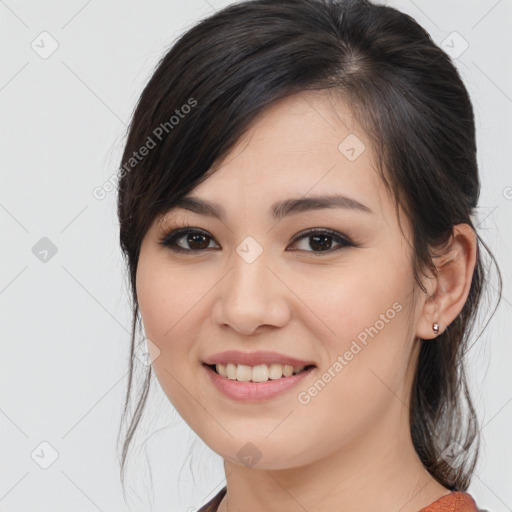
xmin=297 ymin=301 xmax=403 ymax=405
xmin=92 ymin=97 xmax=197 ymax=200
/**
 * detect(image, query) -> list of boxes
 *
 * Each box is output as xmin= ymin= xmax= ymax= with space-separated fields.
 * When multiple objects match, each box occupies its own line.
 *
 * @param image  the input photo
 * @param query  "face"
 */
xmin=136 ymin=90 xmax=426 ymax=470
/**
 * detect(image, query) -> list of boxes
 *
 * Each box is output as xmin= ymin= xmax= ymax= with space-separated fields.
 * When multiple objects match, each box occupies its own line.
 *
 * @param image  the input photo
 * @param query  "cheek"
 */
xmin=135 ymin=256 xmax=190 ymax=392
xmin=136 ymin=253 xmax=205 ymax=344
xmin=292 ymin=252 xmax=410 ymax=346
xmin=286 ymin=276 xmax=412 ymax=461
xmin=135 ymin=253 xmax=215 ymax=411
xmin=295 ymin=250 xmax=414 ymax=403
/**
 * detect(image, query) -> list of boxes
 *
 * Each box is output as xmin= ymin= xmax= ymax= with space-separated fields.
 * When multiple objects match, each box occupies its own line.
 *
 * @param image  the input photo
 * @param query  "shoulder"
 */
xmin=418 ymin=490 xmax=486 ymax=512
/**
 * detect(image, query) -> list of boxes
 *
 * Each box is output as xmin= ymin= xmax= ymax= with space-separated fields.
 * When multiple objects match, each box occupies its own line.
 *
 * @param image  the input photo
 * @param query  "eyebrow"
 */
xmin=170 ymin=193 xmax=374 ymax=221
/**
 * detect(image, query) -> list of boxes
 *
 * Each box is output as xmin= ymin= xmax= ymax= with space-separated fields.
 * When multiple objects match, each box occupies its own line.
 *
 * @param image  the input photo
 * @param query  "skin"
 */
xmin=136 ymin=90 xmax=477 ymax=512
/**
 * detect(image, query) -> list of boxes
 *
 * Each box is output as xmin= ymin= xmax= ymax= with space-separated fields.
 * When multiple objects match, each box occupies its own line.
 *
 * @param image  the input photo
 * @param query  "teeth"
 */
xmin=214 ymin=363 xmax=307 ymax=382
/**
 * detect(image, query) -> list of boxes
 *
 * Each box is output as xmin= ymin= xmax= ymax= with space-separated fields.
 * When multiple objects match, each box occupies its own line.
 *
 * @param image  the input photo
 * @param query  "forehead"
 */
xmin=188 ymin=90 xmax=388 ymax=218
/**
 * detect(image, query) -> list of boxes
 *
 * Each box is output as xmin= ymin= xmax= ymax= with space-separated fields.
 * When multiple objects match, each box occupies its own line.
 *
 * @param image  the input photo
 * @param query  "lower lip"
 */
xmin=203 ymin=364 xmax=316 ymax=402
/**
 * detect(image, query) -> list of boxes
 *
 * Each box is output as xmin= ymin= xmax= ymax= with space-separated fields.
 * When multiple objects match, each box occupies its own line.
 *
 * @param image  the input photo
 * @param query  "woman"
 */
xmin=116 ymin=0 xmax=500 ymax=510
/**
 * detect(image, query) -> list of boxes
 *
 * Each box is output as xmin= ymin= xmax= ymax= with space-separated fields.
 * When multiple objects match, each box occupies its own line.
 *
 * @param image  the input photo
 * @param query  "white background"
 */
xmin=1 ymin=0 xmax=511 ymax=511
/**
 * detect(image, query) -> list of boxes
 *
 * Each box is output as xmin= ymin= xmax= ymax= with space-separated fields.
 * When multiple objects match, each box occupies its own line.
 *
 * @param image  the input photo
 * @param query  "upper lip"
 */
xmin=203 ymin=350 xmax=316 ymax=367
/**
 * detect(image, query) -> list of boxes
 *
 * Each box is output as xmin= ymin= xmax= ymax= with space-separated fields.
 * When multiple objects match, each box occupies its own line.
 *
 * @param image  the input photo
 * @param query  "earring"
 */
xmin=432 ymin=322 xmax=440 ymax=335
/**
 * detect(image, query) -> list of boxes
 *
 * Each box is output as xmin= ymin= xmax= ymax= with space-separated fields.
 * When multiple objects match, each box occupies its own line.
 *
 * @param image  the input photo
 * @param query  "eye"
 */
xmin=159 ymin=227 xmax=219 ymax=252
xmin=159 ymin=226 xmax=355 ymax=255
xmin=287 ymin=228 xmax=354 ymax=255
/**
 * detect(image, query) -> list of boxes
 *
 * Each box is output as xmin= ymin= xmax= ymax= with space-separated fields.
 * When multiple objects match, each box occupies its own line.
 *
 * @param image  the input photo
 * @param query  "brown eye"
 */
xmin=159 ymin=228 xmax=219 ymax=252
xmin=287 ymin=229 xmax=354 ymax=254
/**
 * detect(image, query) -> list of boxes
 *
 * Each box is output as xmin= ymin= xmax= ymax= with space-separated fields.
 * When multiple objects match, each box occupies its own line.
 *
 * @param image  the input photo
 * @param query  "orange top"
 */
xmin=197 ymin=488 xmax=481 ymax=512
xmin=418 ymin=491 xmax=479 ymax=511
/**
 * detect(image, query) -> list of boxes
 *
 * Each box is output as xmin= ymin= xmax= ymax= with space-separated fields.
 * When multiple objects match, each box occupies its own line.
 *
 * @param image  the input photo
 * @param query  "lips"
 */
xmin=202 ymin=350 xmax=317 ymax=368
xmin=203 ymin=363 xmax=316 ymax=402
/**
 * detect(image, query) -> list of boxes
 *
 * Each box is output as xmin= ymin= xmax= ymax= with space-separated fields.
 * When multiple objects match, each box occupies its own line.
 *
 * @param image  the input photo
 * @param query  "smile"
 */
xmin=210 ymin=362 xmax=313 ymax=382
xmin=203 ymin=363 xmax=317 ymax=402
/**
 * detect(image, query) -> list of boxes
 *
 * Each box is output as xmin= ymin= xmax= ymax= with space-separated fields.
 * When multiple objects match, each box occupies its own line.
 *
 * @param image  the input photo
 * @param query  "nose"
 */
xmin=211 ymin=251 xmax=291 ymax=336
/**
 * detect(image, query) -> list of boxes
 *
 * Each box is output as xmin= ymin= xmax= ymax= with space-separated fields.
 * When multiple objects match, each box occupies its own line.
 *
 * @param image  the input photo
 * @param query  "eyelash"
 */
xmin=158 ymin=222 xmax=356 ymax=256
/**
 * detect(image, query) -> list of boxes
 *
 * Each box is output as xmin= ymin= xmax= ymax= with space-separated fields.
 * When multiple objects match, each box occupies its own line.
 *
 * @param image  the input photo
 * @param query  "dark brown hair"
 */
xmin=116 ymin=0 xmax=502 ymax=493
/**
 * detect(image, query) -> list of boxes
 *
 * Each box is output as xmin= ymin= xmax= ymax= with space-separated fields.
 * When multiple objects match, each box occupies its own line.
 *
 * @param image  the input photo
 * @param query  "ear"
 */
xmin=416 ymin=223 xmax=477 ymax=340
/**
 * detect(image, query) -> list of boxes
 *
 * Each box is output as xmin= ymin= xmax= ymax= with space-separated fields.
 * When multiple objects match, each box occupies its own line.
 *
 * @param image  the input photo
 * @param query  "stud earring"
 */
xmin=432 ymin=322 xmax=440 ymax=335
